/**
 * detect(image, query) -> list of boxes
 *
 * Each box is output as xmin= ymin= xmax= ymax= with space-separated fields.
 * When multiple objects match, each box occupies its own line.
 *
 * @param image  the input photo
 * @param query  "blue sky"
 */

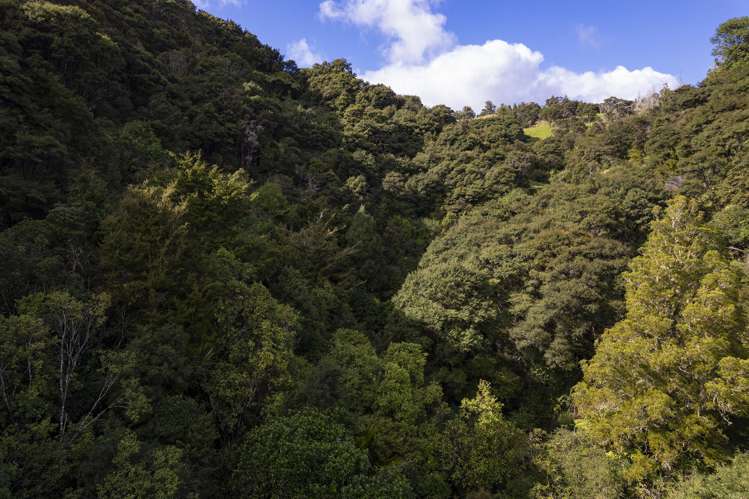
xmin=195 ymin=0 xmax=749 ymax=109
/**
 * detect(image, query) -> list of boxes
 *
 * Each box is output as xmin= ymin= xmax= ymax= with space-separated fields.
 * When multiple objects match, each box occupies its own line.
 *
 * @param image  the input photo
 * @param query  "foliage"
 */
xmin=666 ymin=453 xmax=749 ymax=498
xmin=572 ymin=196 xmax=749 ymax=485
xmin=712 ymin=17 xmax=749 ymax=66
xmin=1 ymin=1 xmax=748 ymax=496
xmin=531 ymin=429 xmax=626 ymax=499
xmin=232 ymin=411 xmax=375 ymax=498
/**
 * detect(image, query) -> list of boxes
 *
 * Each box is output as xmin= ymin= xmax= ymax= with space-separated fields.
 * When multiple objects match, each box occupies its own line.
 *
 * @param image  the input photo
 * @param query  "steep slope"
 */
xmin=0 ymin=1 xmax=748 ymax=497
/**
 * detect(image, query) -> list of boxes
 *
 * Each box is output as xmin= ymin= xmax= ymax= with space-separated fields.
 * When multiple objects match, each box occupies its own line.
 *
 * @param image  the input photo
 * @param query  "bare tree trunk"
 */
xmin=56 ymin=301 xmax=99 ymax=440
xmin=241 ymin=120 xmax=262 ymax=171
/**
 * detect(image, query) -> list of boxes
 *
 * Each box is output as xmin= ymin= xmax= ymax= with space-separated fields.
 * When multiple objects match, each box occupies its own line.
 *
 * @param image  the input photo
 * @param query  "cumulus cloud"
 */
xmin=287 ymin=39 xmax=324 ymax=67
xmin=364 ymin=41 xmax=679 ymax=109
xmin=322 ymin=0 xmax=680 ymax=109
xmin=539 ymin=65 xmax=677 ymax=104
xmin=364 ymin=40 xmax=547 ymax=109
xmin=320 ymin=0 xmax=455 ymax=63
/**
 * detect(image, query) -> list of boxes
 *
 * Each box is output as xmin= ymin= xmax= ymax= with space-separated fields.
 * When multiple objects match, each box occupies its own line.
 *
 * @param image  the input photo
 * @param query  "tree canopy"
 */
xmin=1 ymin=1 xmax=748 ymax=497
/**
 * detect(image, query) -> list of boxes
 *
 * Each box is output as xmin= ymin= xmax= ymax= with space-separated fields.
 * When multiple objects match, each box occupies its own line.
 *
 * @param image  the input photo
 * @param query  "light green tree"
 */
xmin=573 ymin=196 xmax=749 ymax=483
xmin=667 ymin=453 xmax=749 ymax=498
xmin=442 ymin=380 xmax=531 ymax=497
xmin=97 ymin=430 xmax=184 ymax=499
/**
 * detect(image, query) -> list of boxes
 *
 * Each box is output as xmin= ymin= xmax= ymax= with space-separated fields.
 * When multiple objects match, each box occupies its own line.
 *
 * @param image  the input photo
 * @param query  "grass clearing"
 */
xmin=523 ymin=120 xmax=553 ymax=140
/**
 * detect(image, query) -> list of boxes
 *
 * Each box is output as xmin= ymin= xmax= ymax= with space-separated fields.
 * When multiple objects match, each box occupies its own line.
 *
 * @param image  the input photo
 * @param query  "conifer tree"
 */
xmin=573 ymin=196 xmax=749 ymax=483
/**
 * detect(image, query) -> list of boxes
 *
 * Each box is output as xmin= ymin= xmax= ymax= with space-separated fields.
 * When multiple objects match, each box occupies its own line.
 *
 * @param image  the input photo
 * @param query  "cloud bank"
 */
xmin=364 ymin=41 xmax=678 ymax=109
xmin=321 ymin=0 xmax=679 ymax=110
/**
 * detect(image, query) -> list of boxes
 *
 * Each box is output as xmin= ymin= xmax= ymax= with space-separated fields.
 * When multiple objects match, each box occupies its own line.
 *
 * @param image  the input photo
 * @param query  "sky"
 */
xmin=194 ymin=0 xmax=749 ymax=110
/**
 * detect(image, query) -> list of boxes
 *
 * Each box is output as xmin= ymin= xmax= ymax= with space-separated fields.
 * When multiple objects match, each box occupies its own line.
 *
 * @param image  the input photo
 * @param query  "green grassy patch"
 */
xmin=523 ymin=120 xmax=553 ymax=140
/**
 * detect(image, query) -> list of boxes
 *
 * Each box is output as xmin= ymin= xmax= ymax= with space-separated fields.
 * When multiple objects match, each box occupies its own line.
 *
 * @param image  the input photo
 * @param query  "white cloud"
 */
xmin=321 ymin=0 xmax=680 ymax=109
xmin=363 ymin=41 xmax=547 ymax=109
xmin=320 ymin=0 xmax=455 ymax=64
xmin=287 ymin=39 xmax=324 ymax=67
xmin=364 ymin=42 xmax=679 ymax=109
xmin=539 ymin=65 xmax=678 ymax=104
xmin=576 ymin=24 xmax=600 ymax=48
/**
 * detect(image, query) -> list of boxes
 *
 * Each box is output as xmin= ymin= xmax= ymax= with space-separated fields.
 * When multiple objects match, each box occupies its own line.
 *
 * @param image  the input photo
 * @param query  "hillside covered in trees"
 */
xmin=1 ymin=1 xmax=749 ymax=497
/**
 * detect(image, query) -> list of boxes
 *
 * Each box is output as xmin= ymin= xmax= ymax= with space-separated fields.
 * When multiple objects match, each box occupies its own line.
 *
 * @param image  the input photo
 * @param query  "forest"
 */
xmin=1 ymin=1 xmax=748 ymax=497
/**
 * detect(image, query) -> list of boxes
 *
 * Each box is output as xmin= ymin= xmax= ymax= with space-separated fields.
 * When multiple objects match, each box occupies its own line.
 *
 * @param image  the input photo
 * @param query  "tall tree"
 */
xmin=573 ymin=196 xmax=749 ymax=484
xmin=712 ymin=17 xmax=749 ymax=66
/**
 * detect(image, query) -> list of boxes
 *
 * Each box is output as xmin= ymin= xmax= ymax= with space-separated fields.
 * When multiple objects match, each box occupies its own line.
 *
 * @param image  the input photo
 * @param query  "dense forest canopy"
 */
xmin=1 ymin=1 xmax=748 ymax=497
